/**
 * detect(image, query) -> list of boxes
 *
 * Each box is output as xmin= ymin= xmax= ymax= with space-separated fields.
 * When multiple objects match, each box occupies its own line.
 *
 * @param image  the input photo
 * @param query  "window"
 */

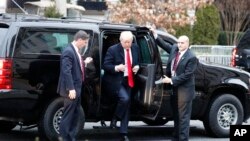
xmin=0 ymin=28 xmax=8 ymax=45
xmin=137 ymin=36 xmax=152 ymax=64
xmin=15 ymin=28 xmax=93 ymax=56
xmin=0 ymin=27 xmax=8 ymax=56
xmin=238 ymin=29 xmax=250 ymax=50
xmin=157 ymin=34 xmax=177 ymax=64
xmin=158 ymin=47 xmax=169 ymax=64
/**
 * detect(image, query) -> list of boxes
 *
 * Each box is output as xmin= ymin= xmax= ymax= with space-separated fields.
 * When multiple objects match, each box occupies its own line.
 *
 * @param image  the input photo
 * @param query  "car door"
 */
xmin=134 ymin=28 xmax=164 ymax=120
xmin=100 ymin=27 xmax=164 ymax=120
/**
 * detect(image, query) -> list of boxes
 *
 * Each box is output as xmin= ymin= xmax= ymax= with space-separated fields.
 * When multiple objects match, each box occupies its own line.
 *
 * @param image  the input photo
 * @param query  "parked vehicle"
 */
xmin=157 ymin=31 xmax=250 ymax=137
xmin=0 ymin=13 xmax=250 ymax=140
xmin=231 ymin=28 xmax=250 ymax=71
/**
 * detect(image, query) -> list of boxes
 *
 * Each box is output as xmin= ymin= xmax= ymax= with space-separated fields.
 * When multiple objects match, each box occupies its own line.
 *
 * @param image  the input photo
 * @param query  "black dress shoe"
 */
xmin=110 ymin=117 xmax=117 ymax=129
xmin=120 ymin=135 xmax=129 ymax=141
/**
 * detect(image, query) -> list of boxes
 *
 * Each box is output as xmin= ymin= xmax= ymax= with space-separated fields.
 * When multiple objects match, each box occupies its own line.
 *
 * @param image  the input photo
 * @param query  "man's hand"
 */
xmin=148 ymin=24 xmax=157 ymax=39
xmin=115 ymin=64 xmax=125 ymax=72
xmin=68 ymin=90 xmax=76 ymax=99
xmin=162 ymin=75 xmax=172 ymax=83
xmin=84 ymin=57 xmax=93 ymax=67
xmin=132 ymin=65 xmax=139 ymax=74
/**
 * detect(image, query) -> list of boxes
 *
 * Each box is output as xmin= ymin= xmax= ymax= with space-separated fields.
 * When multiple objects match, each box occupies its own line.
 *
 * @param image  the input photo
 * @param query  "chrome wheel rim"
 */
xmin=53 ymin=107 xmax=64 ymax=134
xmin=217 ymin=103 xmax=238 ymax=129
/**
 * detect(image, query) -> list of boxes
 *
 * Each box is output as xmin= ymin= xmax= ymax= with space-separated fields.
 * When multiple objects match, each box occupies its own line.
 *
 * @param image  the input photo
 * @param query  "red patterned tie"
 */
xmin=126 ymin=49 xmax=134 ymax=88
xmin=172 ymin=52 xmax=180 ymax=71
xmin=81 ymin=57 xmax=85 ymax=81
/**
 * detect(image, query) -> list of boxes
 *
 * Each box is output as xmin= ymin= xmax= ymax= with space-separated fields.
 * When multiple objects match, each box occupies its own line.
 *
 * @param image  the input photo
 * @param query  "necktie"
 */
xmin=126 ymin=49 xmax=134 ymax=88
xmin=81 ymin=57 xmax=85 ymax=81
xmin=172 ymin=52 xmax=180 ymax=71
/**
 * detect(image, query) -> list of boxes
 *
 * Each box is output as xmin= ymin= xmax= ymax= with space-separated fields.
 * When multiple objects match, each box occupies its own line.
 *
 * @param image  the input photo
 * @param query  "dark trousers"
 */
xmin=171 ymin=91 xmax=192 ymax=141
xmin=59 ymin=97 xmax=81 ymax=141
xmin=114 ymin=78 xmax=131 ymax=134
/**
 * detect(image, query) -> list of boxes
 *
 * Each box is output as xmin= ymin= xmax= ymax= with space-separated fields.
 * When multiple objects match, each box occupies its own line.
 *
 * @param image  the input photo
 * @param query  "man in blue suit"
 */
xmin=102 ymin=31 xmax=140 ymax=141
xmin=152 ymin=28 xmax=197 ymax=141
xmin=57 ymin=30 xmax=91 ymax=141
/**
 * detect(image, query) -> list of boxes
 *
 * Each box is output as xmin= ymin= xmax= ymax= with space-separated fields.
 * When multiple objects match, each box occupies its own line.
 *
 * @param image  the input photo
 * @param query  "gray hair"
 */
xmin=74 ymin=30 xmax=89 ymax=41
xmin=119 ymin=31 xmax=133 ymax=41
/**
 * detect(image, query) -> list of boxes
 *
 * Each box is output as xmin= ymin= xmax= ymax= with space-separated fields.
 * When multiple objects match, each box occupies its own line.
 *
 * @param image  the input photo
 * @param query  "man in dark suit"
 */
xmin=102 ymin=31 xmax=139 ymax=141
xmin=152 ymin=28 xmax=197 ymax=141
xmin=57 ymin=30 xmax=92 ymax=141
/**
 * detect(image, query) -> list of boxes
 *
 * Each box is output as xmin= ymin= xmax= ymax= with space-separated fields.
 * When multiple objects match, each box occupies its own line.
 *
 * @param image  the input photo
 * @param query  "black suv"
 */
xmin=0 ymin=13 xmax=250 ymax=140
xmin=231 ymin=28 xmax=250 ymax=71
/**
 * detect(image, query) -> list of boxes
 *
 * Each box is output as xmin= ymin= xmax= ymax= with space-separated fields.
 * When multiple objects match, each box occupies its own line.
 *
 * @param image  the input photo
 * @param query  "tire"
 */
xmin=203 ymin=94 xmax=243 ymax=137
xmin=0 ymin=121 xmax=16 ymax=132
xmin=38 ymin=97 xmax=85 ymax=141
xmin=143 ymin=118 xmax=168 ymax=126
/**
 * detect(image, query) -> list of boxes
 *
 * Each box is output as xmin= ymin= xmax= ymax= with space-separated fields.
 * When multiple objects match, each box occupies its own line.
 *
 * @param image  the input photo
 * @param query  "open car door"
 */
xmin=133 ymin=28 xmax=164 ymax=120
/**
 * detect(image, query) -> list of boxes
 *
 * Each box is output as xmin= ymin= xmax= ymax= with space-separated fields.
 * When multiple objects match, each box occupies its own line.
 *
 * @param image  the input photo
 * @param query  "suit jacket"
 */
xmin=102 ymin=43 xmax=139 ymax=94
xmin=57 ymin=44 xmax=83 ymax=97
xmin=156 ymin=37 xmax=198 ymax=102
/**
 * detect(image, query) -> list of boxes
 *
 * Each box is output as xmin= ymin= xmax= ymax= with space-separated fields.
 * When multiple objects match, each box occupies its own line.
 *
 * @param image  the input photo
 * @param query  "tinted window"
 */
xmin=0 ymin=27 xmax=8 ymax=45
xmin=158 ymin=47 xmax=169 ymax=64
xmin=137 ymin=36 xmax=152 ymax=64
xmin=238 ymin=29 xmax=250 ymax=49
xmin=14 ymin=28 xmax=93 ymax=56
xmin=157 ymin=34 xmax=176 ymax=63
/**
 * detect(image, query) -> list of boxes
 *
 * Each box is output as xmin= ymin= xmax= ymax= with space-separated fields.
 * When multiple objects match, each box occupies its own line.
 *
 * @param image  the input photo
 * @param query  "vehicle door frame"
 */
xmin=99 ymin=27 xmax=164 ymax=120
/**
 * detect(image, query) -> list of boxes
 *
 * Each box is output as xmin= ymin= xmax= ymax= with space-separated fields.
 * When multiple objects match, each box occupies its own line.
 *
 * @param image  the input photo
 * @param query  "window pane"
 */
xmin=0 ymin=28 xmax=8 ymax=45
xmin=137 ymin=37 xmax=152 ymax=64
xmin=15 ymin=28 xmax=92 ymax=55
xmin=158 ymin=47 xmax=169 ymax=64
xmin=19 ymin=31 xmax=73 ymax=54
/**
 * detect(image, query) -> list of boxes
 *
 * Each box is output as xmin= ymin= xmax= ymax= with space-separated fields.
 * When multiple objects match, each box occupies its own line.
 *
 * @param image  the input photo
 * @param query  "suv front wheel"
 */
xmin=38 ymin=97 xmax=85 ymax=141
xmin=203 ymin=94 xmax=243 ymax=137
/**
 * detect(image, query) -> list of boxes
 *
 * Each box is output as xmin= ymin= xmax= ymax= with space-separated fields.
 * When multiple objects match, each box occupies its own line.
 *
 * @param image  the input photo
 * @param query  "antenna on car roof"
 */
xmin=11 ymin=0 xmax=28 ymax=14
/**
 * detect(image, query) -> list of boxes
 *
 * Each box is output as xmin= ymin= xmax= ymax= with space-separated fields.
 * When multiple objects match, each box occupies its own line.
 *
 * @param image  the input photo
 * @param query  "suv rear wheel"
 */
xmin=203 ymin=94 xmax=243 ymax=137
xmin=38 ymin=97 xmax=85 ymax=141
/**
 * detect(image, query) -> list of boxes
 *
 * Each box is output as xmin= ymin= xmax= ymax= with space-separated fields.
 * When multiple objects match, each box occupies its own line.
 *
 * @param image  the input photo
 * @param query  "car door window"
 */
xmin=238 ymin=29 xmax=250 ymax=49
xmin=137 ymin=35 xmax=153 ymax=64
xmin=14 ymin=28 xmax=93 ymax=56
xmin=157 ymin=37 xmax=176 ymax=64
xmin=0 ymin=25 xmax=9 ymax=56
xmin=158 ymin=47 xmax=169 ymax=64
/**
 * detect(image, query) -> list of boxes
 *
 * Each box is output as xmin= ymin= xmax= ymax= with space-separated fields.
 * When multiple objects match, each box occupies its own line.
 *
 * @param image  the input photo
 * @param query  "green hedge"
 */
xmin=173 ymin=4 xmax=220 ymax=45
xmin=192 ymin=4 xmax=220 ymax=45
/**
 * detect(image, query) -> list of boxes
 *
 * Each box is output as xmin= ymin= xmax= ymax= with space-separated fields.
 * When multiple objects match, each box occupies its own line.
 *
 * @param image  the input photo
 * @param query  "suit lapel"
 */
xmin=117 ymin=43 xmax=125 ymax=64
xmin=70 ymin=44 xmax=82 ymax=70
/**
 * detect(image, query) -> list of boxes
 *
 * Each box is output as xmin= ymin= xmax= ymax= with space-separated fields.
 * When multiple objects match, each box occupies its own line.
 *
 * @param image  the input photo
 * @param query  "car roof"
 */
xmin=156 ymin=29 xmax=178 ymax=44
xmin=0 ymin=13 xmax=146 ymax=32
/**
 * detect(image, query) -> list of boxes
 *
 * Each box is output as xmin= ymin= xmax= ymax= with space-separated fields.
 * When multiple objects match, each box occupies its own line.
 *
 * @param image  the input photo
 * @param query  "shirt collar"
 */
xmin=179 ymin=48 xmax=188 ymax=56
xmin=72 ymin=41 xmax=80 ymax=54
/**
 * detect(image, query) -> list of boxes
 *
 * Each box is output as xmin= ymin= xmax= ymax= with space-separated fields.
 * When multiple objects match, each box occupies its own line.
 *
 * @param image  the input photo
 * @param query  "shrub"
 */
xmin=192 ymin=4 xmax=221 ymax=45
